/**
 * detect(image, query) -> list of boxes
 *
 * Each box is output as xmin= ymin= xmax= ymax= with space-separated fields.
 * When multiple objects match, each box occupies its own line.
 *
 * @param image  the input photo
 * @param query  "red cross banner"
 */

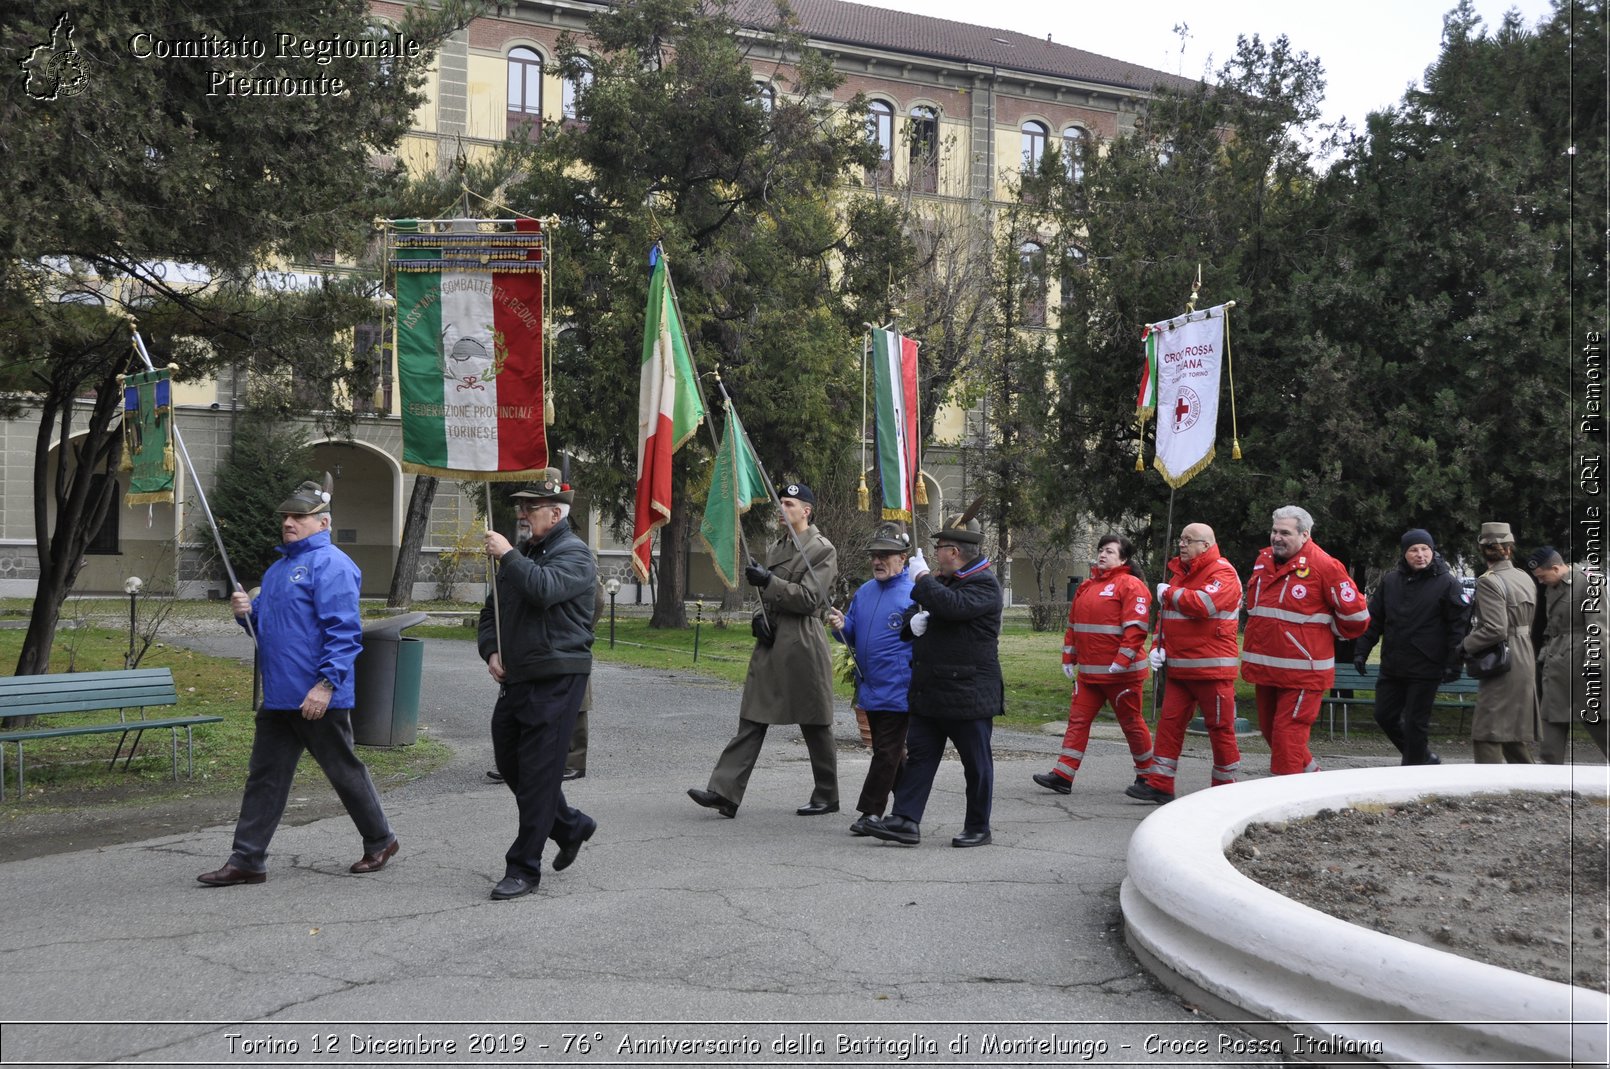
xmin=1144 ymin=304 xmax=1228 ymax=489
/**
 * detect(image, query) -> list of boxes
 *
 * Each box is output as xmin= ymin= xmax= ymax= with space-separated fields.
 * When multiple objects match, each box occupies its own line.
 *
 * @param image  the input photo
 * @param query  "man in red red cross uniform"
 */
xmin=1241 ymin=505 xmax=1370 ymax=775
xmin=1126 ymin=522 xmax=1242 ymax=805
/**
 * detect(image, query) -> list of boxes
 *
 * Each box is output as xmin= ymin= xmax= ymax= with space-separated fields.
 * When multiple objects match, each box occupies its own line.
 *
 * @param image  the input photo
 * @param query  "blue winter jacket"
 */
xmin=243 ymin=530 xmax=363 ymax=709
xmin=835 ymin=568 xmax=915 ymax=712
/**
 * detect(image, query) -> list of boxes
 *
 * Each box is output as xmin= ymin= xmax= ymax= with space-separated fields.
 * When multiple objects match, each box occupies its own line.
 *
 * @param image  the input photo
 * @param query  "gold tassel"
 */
xmin=119 ymin=447 xmax=133 ymax=474
xmin=543 ymin=395 xmax=555 ymax=425
xmin=163 ymin=443 xmax=175 ymax=472
xmin=857 ymin=472 xmax=869 ymax=511
xmin=1232 ymin=438 xmax=1243 ymax=461
xmin=913 ymin=475 xmax=928 ymax=506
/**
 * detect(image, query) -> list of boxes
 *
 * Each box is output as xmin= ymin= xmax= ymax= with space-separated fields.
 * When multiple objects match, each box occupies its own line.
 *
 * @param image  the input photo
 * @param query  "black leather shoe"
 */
xmin=552 ymin=817 xmax=596 ymax=872
xmin=350 ymin=838 xmax=399 ymax=873
xmin=491 ymin=874 xmax=538 ymax=900
xmin=862 ymin=815 xmax=920 ymax=845
xmin=849 ymin=814 xmax=876 ymax=836
xmin=486 ymin=769 xmax=504 ymax=783
xmin=1124 ymin=780 xmax=1175 ymax=805
xmin=197 ymin=864 xmax=266 ymax=886
xmin=563 ymin=768 xmax=585 ymax=781
xmin=687 ymin=788 xmax=737 ymax=818
xmin=951 ymin=828 xmax=991 ymax=848
xmin=1033 ymin=771 xmax=1072 ymax=795
xmin=796 ymin=800 xmax=839 ymax=816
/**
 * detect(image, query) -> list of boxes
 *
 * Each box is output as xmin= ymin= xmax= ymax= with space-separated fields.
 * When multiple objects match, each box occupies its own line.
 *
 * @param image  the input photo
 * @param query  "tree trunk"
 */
xmin=650 ymin=493 xmax=688 ymax=628
xmin=388 ymin=474 xmax=439 ymax=607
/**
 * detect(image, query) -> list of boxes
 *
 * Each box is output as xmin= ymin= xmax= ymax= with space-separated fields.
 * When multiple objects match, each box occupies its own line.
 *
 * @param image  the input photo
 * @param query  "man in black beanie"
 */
xmin=1352 ymin=528 xmax=1471 ymax=765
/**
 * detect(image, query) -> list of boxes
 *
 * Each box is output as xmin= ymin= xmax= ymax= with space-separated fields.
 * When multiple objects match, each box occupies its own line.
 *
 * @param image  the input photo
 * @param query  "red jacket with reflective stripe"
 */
xmin=1156 ymin=547 xmax=1243 ymax=680
xmin=1063 ymin=564 xmax=1149 ymax=683
xmin=1241 ymin=540 xmax=1369 ymax=690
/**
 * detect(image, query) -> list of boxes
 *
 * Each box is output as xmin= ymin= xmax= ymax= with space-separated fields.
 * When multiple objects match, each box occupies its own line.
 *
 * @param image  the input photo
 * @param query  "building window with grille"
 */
xmin=909 ymin=105 xmax=938 ymax=194
xmin=1021 ymin=120 xmax=1048 ymax=172
xmin=563 ymin=59 xmax=593 ymax=125
xmin=1060 ymin=245 xmax=1087 ymax=315
xmin=352 ymin=323 xmax=393 ymax=415
xmin=507 ymin=47 xmax=543 ymax=140
xmin=1061 ymin=125 xmax=1087 ymax=182
xmin=1018 ymin=240 xmax=1047 ymax=327
xmin=867 ymin=99 xmax=894 ymax=185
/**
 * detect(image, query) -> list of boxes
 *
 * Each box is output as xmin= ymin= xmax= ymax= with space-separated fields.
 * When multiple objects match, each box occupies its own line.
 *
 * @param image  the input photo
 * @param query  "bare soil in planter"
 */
xmin=1229 ymin=790 xmax=1608 ymax=992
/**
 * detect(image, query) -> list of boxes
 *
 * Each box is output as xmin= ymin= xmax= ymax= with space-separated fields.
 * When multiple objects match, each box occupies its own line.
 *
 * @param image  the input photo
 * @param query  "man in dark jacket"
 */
xmin=199 ymin=477 xmax=397 ymax=886
xmin=862 ymin=513 xmax=1002 ymax=848
xmin=1353 ymin=528 xmax=1470 ymax=766
xmin=478 ymin=474 xmax=597 ymax=900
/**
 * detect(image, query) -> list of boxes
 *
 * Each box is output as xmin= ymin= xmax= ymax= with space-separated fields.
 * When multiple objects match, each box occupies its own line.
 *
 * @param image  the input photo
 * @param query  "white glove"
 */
xmin=1149 ymin=647 xmax=1166 ymax=670
xmin=1062 ymin=662 xmax=1075 ymax=680
xmin=909 ymin=610 xmax=930 ymax=636
xmin=1108 ymin=662 xmax=1126 ymax=675
xmin=1155 ymin=582 xmax=1171 ymax=601
xmin=908 ymin=549 xmax=929 ymax=579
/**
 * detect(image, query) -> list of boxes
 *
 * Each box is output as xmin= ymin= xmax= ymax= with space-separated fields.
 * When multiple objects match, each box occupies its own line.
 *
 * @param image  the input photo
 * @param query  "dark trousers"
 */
xmin=856 ymin=710 xmax=909 ymax=816
xmin=491 ymin=674 xmax=591 ymax=881
xmin=568 ymin=707 xmax=588 ymax=774
xmin=1373 ymin=675 xmax=1441 ymax=765
xmin=707 ymin=717 xmax=837 ymax=807
xmin=228 ymin=708 xmax=393 ymax=873
xmin=891 ymin=714 xmax=994 ymax=833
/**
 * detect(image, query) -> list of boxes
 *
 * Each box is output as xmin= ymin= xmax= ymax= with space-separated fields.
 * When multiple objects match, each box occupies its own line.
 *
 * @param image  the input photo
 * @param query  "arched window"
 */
xmin=1061 ymin=125 xmax=1087 ymax=182
xmin=1021 ymin=120 xmax=1048 ymax=172
xmin=867 ymin=99 xmax=894 ymax=184
xmin=562 ymin=59 xmax=593 ymax=123
xmin=752 ymin=80 xmax=775 ymax=112
xmin=909 ymin=105 xmax=938 ymax=193
xmin=507 ymin=46 xmax=543 ymax=140
xmin=1018 ymin=240 xmax=1047 ymax=327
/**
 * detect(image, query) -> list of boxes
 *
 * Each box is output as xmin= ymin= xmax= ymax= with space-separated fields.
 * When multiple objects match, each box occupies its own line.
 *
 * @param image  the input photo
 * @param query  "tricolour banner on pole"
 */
xmin=120 ymin=367 xmax=175 ymax=505
xmin=698 ymin=406 xmax=768 ymax=590
xmin=1144 ymin=303 xmax=1228 ymax=489
xmin=632 ymin=248 xmax=706 ymax=582
xmin=871 ymin=328 xmax=919 ymax=520
xmin=390 ymin=220 xmax=549 ymax=480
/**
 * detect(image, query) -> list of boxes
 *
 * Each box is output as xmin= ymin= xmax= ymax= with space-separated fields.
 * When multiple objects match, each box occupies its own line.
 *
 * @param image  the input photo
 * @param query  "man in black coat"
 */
xmin=862 ymin=513 xmax=1003 ymax=848
xmin=1353 ymin=528 xmax=1470 ymax=765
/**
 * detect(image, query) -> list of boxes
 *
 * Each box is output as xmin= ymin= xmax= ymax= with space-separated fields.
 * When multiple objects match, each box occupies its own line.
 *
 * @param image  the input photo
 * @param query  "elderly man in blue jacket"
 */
xmin=199 ymin=477 xmax=397 ymax=886
xmin=827 ymin=523 xmax=917 ymax=836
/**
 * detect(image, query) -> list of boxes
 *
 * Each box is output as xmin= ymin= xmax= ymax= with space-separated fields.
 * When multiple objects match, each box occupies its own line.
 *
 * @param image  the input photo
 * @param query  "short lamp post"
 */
xmin=123 ymin=576 xmax=143 ymax=669
xmin=604 ymin=578 xmax=620 ymax=648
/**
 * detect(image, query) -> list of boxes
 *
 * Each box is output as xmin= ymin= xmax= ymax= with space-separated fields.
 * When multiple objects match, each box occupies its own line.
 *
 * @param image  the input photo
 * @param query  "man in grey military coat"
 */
xmin=1462 ymin=521 xmax=1539 ymax=763
xmin=1528 ymin=545 xmax=1609 ymax=762
xmin=689 ymin=483 xmax=839 ymax=818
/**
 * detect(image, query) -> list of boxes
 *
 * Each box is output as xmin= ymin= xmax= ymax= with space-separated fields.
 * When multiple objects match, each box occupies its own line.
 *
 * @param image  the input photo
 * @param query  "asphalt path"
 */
xmin=0 ymin=634 xmax=1274 ymax=1066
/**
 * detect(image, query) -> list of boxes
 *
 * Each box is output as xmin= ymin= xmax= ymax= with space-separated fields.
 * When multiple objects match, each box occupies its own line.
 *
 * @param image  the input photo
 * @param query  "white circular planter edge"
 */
xmin=1120 ymin=763 xmax=1610 ymax=1067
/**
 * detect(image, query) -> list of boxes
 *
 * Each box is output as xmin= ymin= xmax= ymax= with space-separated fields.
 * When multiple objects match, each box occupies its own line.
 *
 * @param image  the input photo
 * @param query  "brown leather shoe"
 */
xmin=197 ymin=864 xmax=266 ymax=886
xmin=350 ymin=839 xmax=399 ymax=874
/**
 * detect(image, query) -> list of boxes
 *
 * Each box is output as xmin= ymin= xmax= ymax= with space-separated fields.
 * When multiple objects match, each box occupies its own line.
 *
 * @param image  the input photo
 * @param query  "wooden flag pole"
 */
xmin=485 ymin=481 xmax=503 ymax=666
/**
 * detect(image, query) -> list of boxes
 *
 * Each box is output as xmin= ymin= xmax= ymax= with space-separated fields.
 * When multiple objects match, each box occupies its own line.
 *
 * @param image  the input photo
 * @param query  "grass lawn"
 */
xmin=0 ymin=625 xmax=450 ymax=809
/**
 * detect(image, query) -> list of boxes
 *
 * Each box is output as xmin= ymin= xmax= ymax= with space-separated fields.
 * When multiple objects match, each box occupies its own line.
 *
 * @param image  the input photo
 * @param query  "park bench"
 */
xmin=1322 ymin=665 xmax=1480 ymax=740
xmin=0 ymin=668 xmax=223 ymax=802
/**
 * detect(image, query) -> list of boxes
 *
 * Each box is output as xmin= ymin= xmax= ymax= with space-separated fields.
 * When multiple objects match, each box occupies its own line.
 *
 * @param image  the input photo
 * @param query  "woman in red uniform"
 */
xmin=1033 ymin=534 xmax=1154 ymax=795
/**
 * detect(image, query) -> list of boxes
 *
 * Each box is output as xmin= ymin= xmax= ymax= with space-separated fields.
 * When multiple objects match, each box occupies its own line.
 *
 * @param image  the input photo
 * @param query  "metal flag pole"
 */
xmin=129 ymin=327 xmax=255 ymax=649
xmin=484 ymin=481 xmax=504 ymax=666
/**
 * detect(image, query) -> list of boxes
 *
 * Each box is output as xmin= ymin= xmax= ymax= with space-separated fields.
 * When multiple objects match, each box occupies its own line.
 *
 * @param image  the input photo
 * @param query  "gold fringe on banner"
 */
xmin=913 ymin=474 xmax=928 ymax=506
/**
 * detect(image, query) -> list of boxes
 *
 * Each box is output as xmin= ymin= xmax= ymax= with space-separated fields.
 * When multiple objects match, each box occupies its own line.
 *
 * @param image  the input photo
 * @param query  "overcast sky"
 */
xmin=849 ymin=0 xmax=1557 ymax=136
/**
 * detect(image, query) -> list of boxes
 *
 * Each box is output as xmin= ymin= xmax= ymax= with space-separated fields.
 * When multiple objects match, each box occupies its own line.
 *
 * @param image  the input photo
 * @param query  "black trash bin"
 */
xmin=352 ymin=611 xmax=428 ymax=747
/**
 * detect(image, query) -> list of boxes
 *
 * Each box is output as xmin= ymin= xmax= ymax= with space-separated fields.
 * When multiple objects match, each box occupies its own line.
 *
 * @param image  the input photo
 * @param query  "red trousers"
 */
xmin=1052 ymin=678 xmax=1153 ymax=782
xmin=1255 ymin=685 xmax=1324 ymax=775
xmin=1145 ymin=677 xmax=1241 ymax=795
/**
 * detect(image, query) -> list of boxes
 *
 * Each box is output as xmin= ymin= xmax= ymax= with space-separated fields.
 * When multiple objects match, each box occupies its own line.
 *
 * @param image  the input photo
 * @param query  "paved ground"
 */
xmin=1 ymin=634 xmax=1337 ymax=1066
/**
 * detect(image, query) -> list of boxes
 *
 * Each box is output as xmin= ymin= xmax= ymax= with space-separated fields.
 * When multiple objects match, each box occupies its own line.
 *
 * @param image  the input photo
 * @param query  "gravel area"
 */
xmin=1229 ymin=790 xmax=1610 ymax=992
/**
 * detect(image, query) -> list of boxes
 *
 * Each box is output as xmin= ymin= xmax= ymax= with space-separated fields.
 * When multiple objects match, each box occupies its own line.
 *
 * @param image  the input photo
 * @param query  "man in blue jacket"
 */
xmin=827 ymin=523 xmax=916 ymax=836
xmin=479 ymin=473 xmax=597 ymax=900
xmin=199 ymin=477 xmax=397 ymax=886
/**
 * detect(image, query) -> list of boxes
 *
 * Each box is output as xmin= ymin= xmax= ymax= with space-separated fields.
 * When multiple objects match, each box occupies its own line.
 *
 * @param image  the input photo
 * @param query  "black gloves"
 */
xmin=1353 ymin=656 xmax=1368 ymax=675
xmin=745 ymin=562 xmax=772 ymax=588
xmin=1442 ymin=664 xmax=1462 ymax=683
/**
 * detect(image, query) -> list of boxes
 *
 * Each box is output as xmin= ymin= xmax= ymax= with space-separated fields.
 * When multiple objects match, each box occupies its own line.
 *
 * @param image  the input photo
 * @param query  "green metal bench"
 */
xmin=1323 ymin=665 xmax=1480 ymax=740
xmin=0 ymin=668 xmax=224 ymax=801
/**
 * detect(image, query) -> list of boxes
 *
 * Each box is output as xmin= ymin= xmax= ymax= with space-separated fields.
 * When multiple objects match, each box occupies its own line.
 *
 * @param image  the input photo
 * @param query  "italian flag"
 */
xmin=395 ymin=235 xmax=548 ymax=478
xmin=871 ymin=328 xmax=920 ymax=520
xmin=632 ymin=249 xmax=706 ymax=582
xmin=1136 ymin=324 xmax=1159 ymax=419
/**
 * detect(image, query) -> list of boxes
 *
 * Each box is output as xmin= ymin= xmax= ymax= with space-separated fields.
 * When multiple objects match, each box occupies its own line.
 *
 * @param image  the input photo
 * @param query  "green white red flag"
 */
xmin=698 ymin=406 xmax=768 ymax=590
xmin=391 ymin=220 xmax=548 ymax=479
xmin=633 ymin=248 xmax=706 ymax=582
xmin=871 ymin=328 xmax=920 ymax=520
